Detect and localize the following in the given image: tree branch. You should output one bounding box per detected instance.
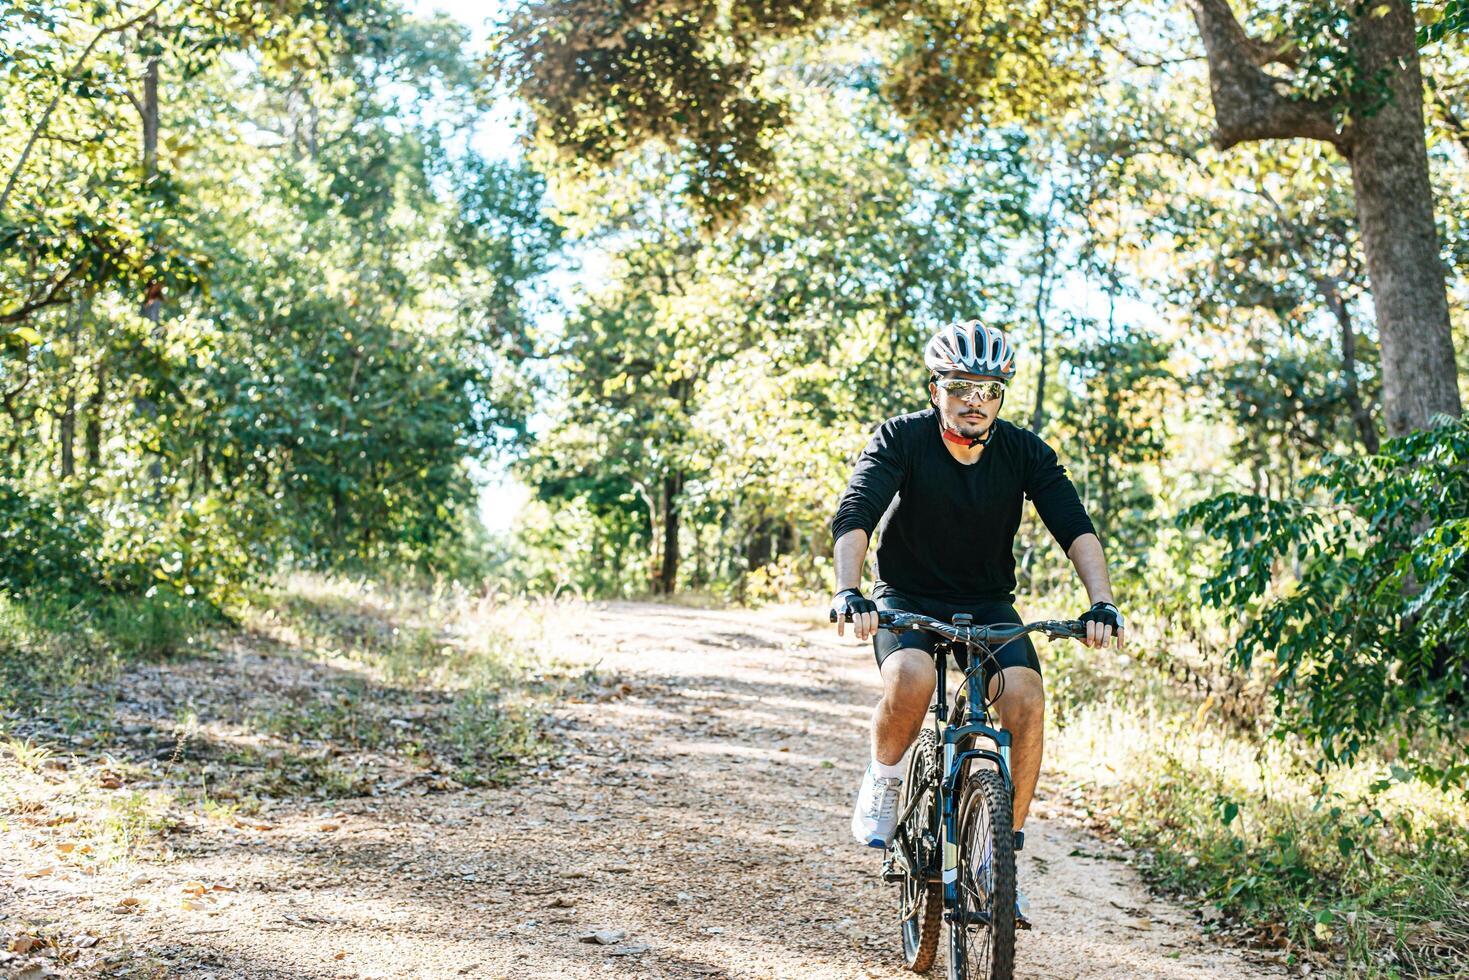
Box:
[1099,30,1205,70]
[0,0,167,216]
[0,263,88,325]
[1185,0,1346,151]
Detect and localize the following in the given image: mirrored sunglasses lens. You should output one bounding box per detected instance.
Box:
[942,380,1002,399]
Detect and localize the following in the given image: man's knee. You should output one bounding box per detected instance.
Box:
[992,667,1044,723]
[880,650,936,708]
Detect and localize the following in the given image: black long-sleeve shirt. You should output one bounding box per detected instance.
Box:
[830,410,1095,604]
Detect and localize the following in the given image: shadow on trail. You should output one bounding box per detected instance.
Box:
[150,653,897,976]
[4,601,908,978]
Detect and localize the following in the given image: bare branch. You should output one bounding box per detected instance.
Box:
[1185,0,1346,152]
[1098,30,1205,70]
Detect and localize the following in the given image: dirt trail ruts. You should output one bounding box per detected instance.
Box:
[5,600,1283,979]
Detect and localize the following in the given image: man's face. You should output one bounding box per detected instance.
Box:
[930,370,1004,438]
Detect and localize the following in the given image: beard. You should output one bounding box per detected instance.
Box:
[941,402,995,438]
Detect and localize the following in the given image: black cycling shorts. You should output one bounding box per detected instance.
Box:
[871,587,1041,680]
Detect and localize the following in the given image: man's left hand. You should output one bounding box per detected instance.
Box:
[1079,601,1125,650]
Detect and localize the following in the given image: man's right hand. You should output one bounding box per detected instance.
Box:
[831,588,879,640]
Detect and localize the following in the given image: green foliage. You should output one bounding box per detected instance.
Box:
[1,2,561,606]
[0,483,102,596]
[515,66,1040,596]
[489,0,1091,220]
[1419,0,1469,45]
[1055,323,1175,555]
[1182,418,1469,783]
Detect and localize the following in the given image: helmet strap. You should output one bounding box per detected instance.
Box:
[937,390,1004,448]
[941,425,989,448]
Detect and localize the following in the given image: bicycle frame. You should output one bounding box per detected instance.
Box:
[856,609,1085,912]
[887,638,1013,898]
[935,642,1011,902]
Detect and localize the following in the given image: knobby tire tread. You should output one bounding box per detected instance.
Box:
[901,727,943,973]
[948,768,1015,980]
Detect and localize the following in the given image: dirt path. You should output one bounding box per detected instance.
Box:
[4,600,1281,979]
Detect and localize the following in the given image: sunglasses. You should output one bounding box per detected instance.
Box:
[935,378,1006,401]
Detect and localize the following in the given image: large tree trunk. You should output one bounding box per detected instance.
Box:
[1030,191,1057,433]
[1187,0,1461,437]
[1344,1,1461,437]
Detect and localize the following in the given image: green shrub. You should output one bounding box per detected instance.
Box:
[1182,418,1469,786]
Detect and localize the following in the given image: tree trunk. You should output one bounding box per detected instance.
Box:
[58,386,76,479]
[746,516,773,570]
[1030,192,1057,433]
[85,359,104,472]
[1344,1,1461,437]
[140,47,162,326]
[1186,0,1461,437]
[657,471,683,594]
[1318,281,1380,454]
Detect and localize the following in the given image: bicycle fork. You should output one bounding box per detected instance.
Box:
[940,724,1013,907]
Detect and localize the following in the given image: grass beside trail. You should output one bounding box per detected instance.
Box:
[0,574,577,868]
[1045,635,1469,979]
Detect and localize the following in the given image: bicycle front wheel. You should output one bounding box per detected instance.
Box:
[947,768,1015,980]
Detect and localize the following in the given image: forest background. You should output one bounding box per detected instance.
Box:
[2,0,1467,975]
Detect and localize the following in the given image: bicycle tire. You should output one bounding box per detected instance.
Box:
[899,727,943,973]
[947,768,1015,980]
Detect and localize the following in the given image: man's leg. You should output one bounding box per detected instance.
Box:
[853,647,937,846]
[987,665,1044,829]
[873,648,937,765]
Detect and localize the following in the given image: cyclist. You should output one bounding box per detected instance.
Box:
[830,319,1124,924]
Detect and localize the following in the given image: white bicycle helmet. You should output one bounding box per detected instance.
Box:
[923,320,1017,381]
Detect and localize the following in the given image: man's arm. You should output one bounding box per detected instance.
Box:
[1066,532,1124,650]
[834,527,869,592]
[829,420,906,641]
[833,528,879,640]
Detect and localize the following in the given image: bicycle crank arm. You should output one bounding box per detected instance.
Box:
[946,908,994,927]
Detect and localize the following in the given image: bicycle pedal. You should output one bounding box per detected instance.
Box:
[1014,830,1025,851]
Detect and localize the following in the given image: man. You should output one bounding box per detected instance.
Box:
[829,319,1124,924]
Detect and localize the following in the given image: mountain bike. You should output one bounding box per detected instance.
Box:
[833,608,1086,980]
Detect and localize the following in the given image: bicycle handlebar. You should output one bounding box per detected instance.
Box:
[828,608,1087,643]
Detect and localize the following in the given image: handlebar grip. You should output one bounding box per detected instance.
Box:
[829,610,897,626]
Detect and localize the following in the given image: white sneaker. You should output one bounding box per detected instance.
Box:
[850,764,903,848]
[1016,887,1032,930]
